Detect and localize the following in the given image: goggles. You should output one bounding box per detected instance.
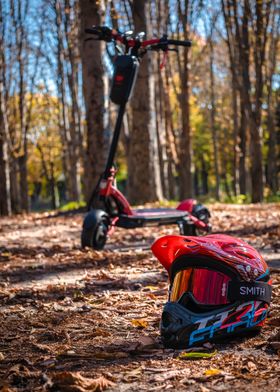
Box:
[170,267,272,306]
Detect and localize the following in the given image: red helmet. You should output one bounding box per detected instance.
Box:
[152,234,272,348]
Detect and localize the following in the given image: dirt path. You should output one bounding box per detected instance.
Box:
[0,204,279,391]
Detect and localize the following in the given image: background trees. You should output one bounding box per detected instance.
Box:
[0,0,279,216]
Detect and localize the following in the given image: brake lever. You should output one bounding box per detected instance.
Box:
[160,50,168,69]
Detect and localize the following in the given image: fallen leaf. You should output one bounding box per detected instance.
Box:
[143,285,158,291]
[0,385,16,392]
[200,386,210,392]
[47,372,115,392]
[153,370,181,382]
[130,319,148,328]
[123,367,142,381]
[94,351,128,360]
[204,368,222,377]
[135,336,156,350]
[0,353,5,361]
[247,361,257,372]
[178,351,217,360]
[57,351,128,360]
[267,317,280,326]
[268,330,280,341]
[270,341,280,350]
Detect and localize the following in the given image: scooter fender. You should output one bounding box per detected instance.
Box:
[83,210,106,230]
[176,199,196,213]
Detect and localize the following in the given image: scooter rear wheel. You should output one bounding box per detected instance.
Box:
[81,210,109,250]
[180,221,197,236]
[181,221,212,236]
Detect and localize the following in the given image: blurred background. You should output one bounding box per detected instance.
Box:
[0,0,279,215]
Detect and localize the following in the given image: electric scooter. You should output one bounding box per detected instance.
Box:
[82,26,211,250]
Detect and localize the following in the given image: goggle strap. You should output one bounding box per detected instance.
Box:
[228,281,272,304]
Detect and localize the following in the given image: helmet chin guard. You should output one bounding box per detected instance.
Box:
[152,234,272,348]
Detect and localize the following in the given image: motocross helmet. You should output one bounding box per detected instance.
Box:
[151,234,272,348]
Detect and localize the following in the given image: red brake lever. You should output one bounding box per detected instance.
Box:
[160,50,169,70]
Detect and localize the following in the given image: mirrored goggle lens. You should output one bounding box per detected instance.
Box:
[170,268,231,305]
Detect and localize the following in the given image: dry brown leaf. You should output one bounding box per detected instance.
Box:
[7,364,30,377]
[47,372,115,392]
[270,341,280,350]
[130,319,148,328]
[153,370,181,382]
[267,317,280,326]
[94,351,128,360]
[57,351,128,360]
[0,385,16,392]
[199,386,210,392]
[123,367,142,381]
[247,361,257,372]
[204,368,222,377]
[134,335,156,351]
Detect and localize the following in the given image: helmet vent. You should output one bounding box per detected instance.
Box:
[235,250,254,259]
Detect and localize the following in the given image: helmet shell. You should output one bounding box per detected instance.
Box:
[151,234,268,282]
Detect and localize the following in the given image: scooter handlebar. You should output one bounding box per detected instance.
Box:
[166,39,192,47]
[85,25,192,49]
[85,26,114,42]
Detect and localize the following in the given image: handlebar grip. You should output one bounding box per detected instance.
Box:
[85,26,113,42]
[167,39,192,47]
[85,27,99,35]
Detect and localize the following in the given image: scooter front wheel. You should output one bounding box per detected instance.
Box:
[81,209,109,250]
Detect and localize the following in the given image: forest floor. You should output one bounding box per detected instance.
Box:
[0,203,279,391]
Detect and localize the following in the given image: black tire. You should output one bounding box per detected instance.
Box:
[81,210,109,250]
[180,221,197,236]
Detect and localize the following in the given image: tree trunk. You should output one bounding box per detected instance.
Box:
[65,0,82,201]
[79,0,105,202]
[0,118,11,216]
[209,40,220,201]
[0,49,11,216]
[249,116,263,203]
[164,65,178,199]
[18,151,29,212]
[127,0,163,203]
[239,99,247,195]
[50,161,57,210]
[201,155,209,195]
[10,159,21,214]
[267,103,278,194]
[231,72,239,196]
[178,0,193,199]
[155,60,167,198]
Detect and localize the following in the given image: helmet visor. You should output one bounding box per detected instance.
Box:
[170,268,231,305]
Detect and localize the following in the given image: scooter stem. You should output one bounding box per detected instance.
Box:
[104,102,127,178]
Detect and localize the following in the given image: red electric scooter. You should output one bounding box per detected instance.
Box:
[82,26,211,250]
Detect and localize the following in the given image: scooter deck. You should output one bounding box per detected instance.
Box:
[116,208,188,229]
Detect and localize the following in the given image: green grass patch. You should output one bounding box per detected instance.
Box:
[59,200,86,212]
